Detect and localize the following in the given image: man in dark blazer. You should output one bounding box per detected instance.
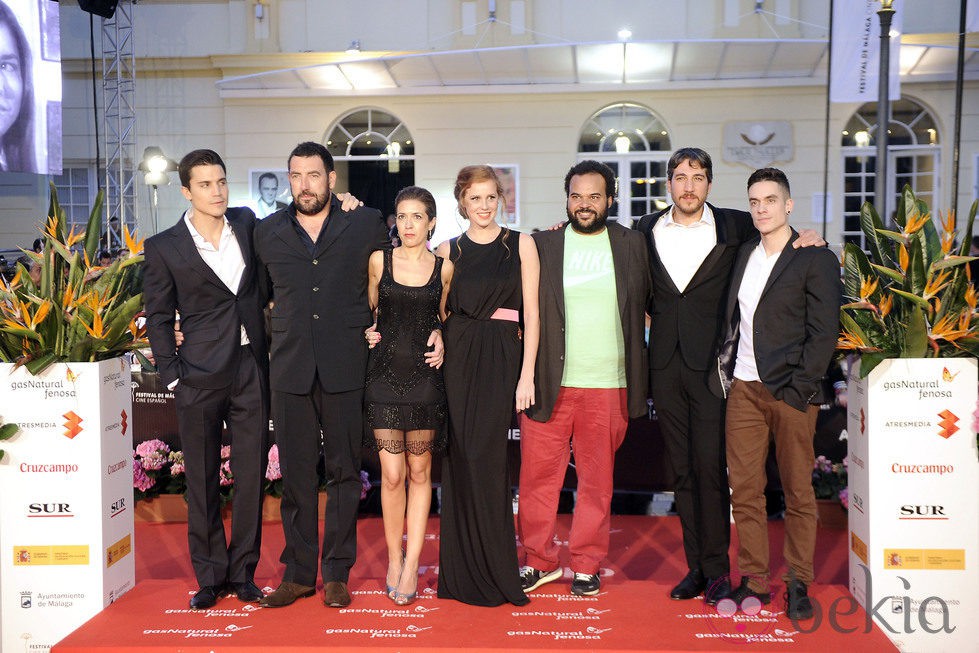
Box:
[254,141,394,609]
[519,160,651,597]
[634,148,821,605]
[709,167,841,620]
[144,149,269,610]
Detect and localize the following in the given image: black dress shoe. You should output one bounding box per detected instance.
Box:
[670,569,706,600]
[189,585,223,610]
[704,576,732,606]
[230,580,264,602]
[729,577,772,610]
[784,580,813,620]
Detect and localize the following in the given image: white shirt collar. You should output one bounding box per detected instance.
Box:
[665,203,715,228]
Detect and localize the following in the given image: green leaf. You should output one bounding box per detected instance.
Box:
[906,235,928,296]
[0,423,17,440]
[931,255,975,272]
[869,263,904,284]
[890,288,932,311]
[132,348,156,371]
[24,352,62,375]
[876,229,908,246]
[903,306,929,357]
[859,201,888,266]
[83,189,106,264]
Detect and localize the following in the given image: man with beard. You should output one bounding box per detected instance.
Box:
[518,160,650,596]
[254,141,410,609]
[634,148,821,606]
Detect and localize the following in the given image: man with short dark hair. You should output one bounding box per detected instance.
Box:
[711,167,841,620]
[518,160,651,596]
[254,142,420,609]
[143,148,269,610]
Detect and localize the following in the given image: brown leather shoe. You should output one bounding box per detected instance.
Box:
[322,581,352,608]
[258,581,315,608]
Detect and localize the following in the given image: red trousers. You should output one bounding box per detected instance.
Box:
[518,387,628,575]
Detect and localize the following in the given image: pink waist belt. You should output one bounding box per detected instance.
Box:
[490,308,520,322]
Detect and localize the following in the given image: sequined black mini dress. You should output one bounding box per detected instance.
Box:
[364,249,447,454]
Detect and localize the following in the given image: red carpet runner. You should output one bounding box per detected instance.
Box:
[54,515,896,652]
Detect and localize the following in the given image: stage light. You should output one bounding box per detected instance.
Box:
[78,0,120,19]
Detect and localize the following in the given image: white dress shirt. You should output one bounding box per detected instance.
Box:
[182,210,249,346]
[653,204,717,292]
[733,241,781,382]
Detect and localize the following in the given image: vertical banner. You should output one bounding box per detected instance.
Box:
[0,359,135,653]
[847,358,978,652]
[830,0,902,103]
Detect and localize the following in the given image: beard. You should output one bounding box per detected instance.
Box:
[566,205,609,234]
[295,189,330,216]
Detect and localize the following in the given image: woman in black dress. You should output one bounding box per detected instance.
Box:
[365,186,454,606]
[435,165,540,606]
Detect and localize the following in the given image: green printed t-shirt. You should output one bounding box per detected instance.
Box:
[561,227,626,388]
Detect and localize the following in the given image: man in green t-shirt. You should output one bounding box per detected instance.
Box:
[518,160,651,596]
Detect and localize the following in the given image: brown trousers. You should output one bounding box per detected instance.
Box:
[726,379,818,591]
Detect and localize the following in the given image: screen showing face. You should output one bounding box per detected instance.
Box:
[0,0,61,175]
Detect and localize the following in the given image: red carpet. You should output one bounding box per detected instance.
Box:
[54,515,896,652]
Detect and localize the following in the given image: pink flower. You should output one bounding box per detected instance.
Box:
[220,445,232,460]
[266,444,281,481]
[360,470,371,500]
[135,439,170,458]
[839,487,849,510]
[219,459,234,486]
[168,450,185,476]
[140,451,167,471]
[133,458,155,492]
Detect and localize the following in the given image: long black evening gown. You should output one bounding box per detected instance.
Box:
[364,249,447,452]
[437,228,529,606]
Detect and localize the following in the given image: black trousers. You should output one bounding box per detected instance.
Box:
[651,349,730,578]
[273,379,363,586]
[175,346,269,587]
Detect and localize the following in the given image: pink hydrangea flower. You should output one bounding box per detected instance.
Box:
[360,470,371,500]
[135,439,169,458]
[266,444,281,481]
[219,459,234,486]
[168,450,185,476]
[220,445,232,460]
[839,487,849,510]
[133,458,155,492]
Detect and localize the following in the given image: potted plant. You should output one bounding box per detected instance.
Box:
[838,187,979,649]
[0,185,146,651]
[838,186,979,372]
[812,455,848,529]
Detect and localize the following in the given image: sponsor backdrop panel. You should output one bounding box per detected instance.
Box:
[847,358,978,653]
[0,359,135,653]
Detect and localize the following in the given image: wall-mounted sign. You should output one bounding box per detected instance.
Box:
[722,121,793,169]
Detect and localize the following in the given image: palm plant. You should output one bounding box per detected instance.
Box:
[0,183,149,374]
[839,185,979,376]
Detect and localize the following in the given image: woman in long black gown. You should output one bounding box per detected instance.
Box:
[365,186,453,606]
[435,165,540,606]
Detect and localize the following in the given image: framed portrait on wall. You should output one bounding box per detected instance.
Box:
[489,164,519,226]
[249,169,292,219]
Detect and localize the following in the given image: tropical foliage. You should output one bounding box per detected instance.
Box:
[838,186,979,376]
[0,184,149,375]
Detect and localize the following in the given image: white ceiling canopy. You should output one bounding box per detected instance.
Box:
[215,38,979,97]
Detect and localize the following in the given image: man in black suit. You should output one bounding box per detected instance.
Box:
[635,148,821,605]
[256,172,288,219]
[254,141,401,609]
[710,167,841,620]
[143,149,269,610]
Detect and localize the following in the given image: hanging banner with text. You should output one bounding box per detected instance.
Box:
[830,0,903,103]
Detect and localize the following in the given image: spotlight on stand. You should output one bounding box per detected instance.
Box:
[138,146,177,235]
[78,0,120,19]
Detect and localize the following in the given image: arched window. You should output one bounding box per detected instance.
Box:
[840,97,939,249]
[324,108,415,212]
[577,103,672,224]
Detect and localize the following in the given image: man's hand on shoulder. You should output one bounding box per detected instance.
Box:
[793,229,826,249]
[336,192,365,212]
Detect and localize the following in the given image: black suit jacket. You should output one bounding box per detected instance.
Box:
[525,221,651,422]
[143,207,269,389]
[254,197,389,394]
[636,203,756,372]
[710,230,842,412]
